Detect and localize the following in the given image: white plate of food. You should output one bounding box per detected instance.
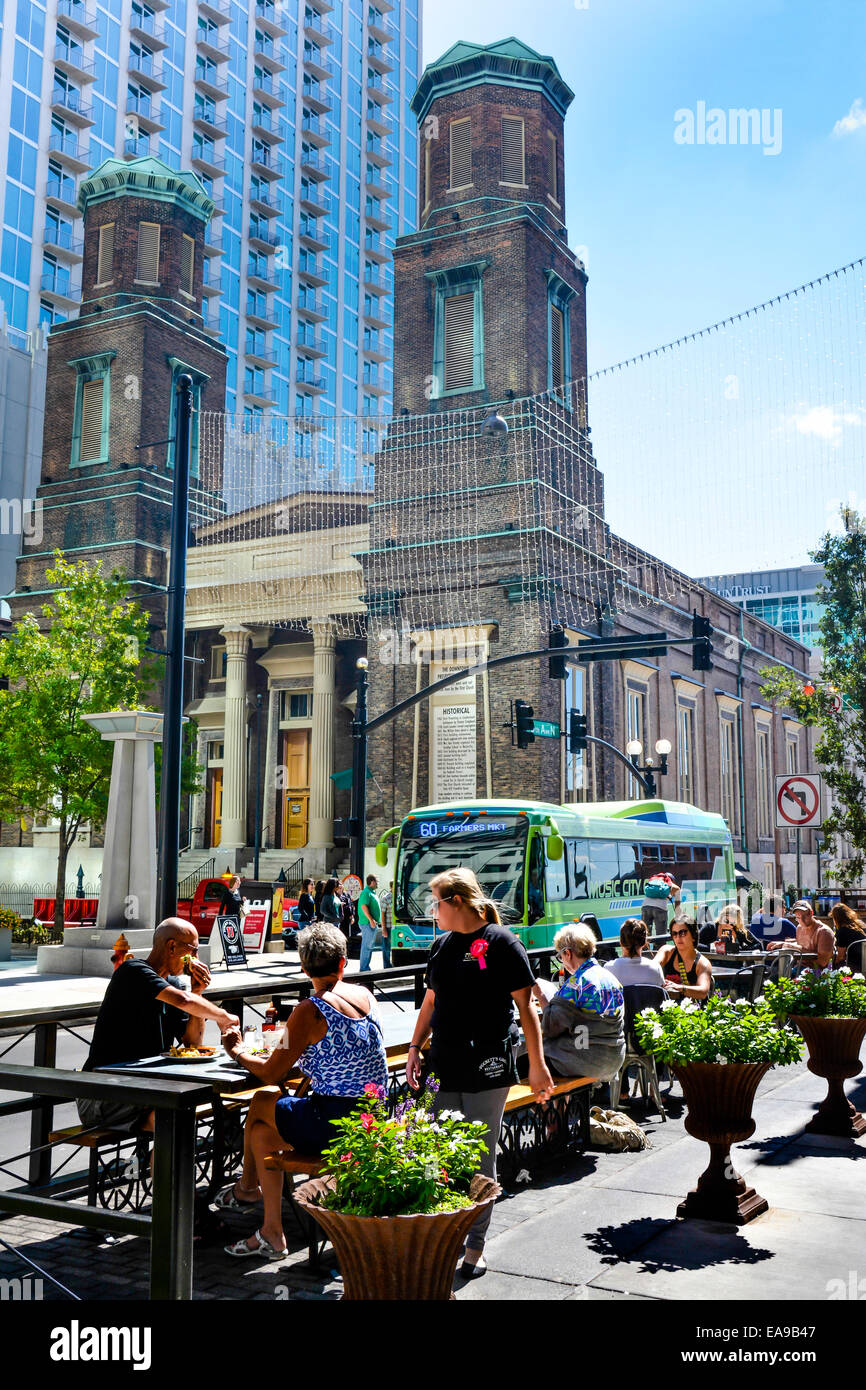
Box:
[162,1046,219,1063]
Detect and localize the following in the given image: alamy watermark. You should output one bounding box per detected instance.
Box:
[0,498,43,546]
[376,624,489,669]
[0,1274,43,1300]
[675,102,782,156]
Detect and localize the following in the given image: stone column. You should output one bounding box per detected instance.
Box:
[308,620,337,848]
[81,711,163,932]
[187,724,209,850]
[260,685,279,850]
[220,625,250,850]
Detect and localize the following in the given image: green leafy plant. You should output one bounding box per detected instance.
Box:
[633,995,804,1066]
[318,1079,488,1218]
[760,508,866,888]
[764,967,866,1020]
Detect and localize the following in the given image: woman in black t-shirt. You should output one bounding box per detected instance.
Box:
[297,879,316,925]
[407,867,553,1278]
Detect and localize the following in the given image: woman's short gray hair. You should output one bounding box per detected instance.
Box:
[297,922,347,977]
[552,923,597,959]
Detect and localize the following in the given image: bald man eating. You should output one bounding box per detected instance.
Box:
[78,919,239,1134]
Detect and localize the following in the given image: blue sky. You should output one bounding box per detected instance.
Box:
[422,0,866,370]
[420,1,866,574]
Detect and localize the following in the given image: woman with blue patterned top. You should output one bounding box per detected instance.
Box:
[532,922,626,1081]
[218,922,387,1260]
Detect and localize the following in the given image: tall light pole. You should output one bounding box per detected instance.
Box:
[349,657,369,882]
[156,374,193,924]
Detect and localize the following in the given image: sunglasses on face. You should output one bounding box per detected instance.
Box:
[671,929,690,939]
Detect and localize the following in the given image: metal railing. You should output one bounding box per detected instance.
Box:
[177,858,216,902]
[0,1065,209,1300]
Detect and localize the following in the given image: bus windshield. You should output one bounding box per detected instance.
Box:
[395,814,529,926]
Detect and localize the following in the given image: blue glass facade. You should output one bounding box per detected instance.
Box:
[0,0,420,418]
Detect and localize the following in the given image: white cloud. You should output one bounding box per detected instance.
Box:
[832,98,866,137]
[787,405,863,444]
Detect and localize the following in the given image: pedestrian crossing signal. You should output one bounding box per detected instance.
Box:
[568,710,588,755]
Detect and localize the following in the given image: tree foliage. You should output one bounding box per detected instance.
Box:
[0,553,201,926]
[760,508,866,886]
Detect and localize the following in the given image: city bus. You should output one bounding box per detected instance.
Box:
[375,798,736,962]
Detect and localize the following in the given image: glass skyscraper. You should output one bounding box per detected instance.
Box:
[0,0,420,419]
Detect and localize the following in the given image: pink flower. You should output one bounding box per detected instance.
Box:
[363,1082,385,1099]
[340,1153,353,1163]
[360,1113,376,1131]
[440,1168,449,1183]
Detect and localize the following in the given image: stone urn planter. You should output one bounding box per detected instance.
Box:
[671,1061,771,1224]
[294,1173,500,1300]
[791,1015,866,1139]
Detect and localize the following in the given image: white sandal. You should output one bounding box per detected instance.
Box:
[214,1183,260,1212]
[225,1229,287,1261]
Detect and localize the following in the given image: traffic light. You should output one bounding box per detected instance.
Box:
[568,710,588,755]
[691,610,713,671]
[548,624,568,681]
[515,699,535,749]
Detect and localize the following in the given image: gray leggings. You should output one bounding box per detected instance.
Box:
[435,1086,508,1252]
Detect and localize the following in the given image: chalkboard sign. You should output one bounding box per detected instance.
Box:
[217,915,247,968]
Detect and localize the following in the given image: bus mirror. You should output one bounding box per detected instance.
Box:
[375,841,389,868]
[547,834,564,862]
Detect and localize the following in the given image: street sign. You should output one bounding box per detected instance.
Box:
[775,774,824,829]
[531,719,560,738]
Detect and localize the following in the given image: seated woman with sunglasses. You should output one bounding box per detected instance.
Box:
[532,923,626,1082]
[653,922,713,1003]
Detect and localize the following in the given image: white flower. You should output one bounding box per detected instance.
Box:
[660,1000,678,1012]
[853,973,865,983]
[718,1054,729,1064]
[437,1109,465,1122]
[423,1160,439,1181]
[680,999,698,1014]
[652,1023,664,1040]
[639,1006,658,1017]
[734,998,751,1009]
[753,996,765,1006]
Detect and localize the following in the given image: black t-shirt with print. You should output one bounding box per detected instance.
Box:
[83,958,189,1070]
[424,923,535,1091]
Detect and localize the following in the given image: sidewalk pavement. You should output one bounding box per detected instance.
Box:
[0,1049,863,1302]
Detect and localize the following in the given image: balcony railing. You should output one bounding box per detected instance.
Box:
[39,270,79,300]
[53,43,96,77]
[44,223,84,255]
[56,0,99,35]
[46,176,79,207]
[130,11,167,44]
[51,87,93,121]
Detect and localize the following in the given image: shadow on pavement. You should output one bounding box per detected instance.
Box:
[584,1217,775,1275]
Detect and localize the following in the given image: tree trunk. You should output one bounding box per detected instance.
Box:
[54,817,70,936]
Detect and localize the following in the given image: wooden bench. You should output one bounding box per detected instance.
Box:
[498,1075,596,1188]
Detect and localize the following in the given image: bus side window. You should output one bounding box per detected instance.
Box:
[566,838,590,899]
[618,842,640,879]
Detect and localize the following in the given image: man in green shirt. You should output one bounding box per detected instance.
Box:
[359,873,390,971]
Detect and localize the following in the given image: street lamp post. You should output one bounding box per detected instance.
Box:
[626,739,672,798]
[349,657,369,882]
[156,374,193,924]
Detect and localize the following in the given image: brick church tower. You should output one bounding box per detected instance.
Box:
[12,157,227,633]
[364,40,616,837]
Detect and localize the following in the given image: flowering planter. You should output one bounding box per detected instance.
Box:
[672,1061,771,1224]
[791,1015,866,1139]
[294,1173,500,1300]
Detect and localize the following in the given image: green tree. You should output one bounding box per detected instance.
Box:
[760,508,866,887]
[0,554,153,932]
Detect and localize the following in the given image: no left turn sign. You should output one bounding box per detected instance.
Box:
[775,774,824,829]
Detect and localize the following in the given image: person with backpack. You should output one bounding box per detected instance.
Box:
[640,872,683,936]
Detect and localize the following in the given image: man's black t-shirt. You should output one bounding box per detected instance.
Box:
[83,959,189,1070]
[424,923,535,1091]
